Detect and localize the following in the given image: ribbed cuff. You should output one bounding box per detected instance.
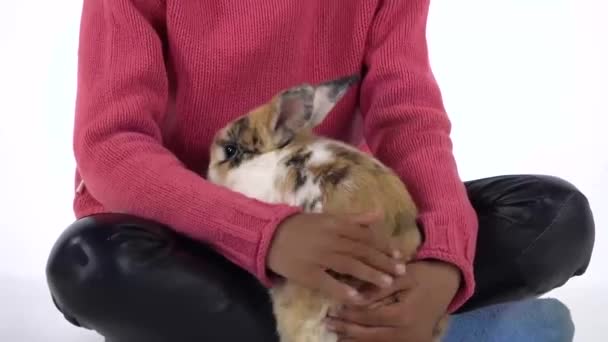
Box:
[254,205,302,287]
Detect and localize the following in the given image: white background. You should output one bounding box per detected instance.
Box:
[0,0,606,341]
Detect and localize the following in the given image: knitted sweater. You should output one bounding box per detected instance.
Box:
[72,0,478,312]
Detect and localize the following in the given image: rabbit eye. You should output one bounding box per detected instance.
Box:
[223,144,239,159]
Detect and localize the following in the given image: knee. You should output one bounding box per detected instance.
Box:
[46,216,114,327]
[518,175,595,292]
[46,217,99,280]
[46,214,170,327]
[534,175,595,268]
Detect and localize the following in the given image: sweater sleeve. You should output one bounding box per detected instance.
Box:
[359,0,478,312]
[73,0,300,286]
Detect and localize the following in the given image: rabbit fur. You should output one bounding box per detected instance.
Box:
[207,75,448,342]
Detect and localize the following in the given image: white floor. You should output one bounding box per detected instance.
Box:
[1,0,606,341]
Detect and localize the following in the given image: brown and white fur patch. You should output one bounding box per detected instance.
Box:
[207,75,449,342]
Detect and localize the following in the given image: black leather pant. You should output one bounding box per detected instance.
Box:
[46,175,595,342]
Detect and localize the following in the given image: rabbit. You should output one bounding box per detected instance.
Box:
[207,75,449,342]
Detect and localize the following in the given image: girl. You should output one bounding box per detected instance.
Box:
[46,1,594,341]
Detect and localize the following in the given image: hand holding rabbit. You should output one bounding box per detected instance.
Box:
[268,211,407,305]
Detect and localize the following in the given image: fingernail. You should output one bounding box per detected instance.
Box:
[381,275,393,287]
[392,249,402,259]
[348,289,365,303]
[395,263,406,275]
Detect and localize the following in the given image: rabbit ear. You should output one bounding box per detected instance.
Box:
[311,74,360,125]
[272,74,360,146]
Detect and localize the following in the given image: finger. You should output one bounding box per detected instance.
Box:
[365,294,396,310]
[334,237,405,277]
[335,221,405,266]
[366,220,404,261]
[325,317,395,341]
[339,219,402,261]
[313,269,365,305]
[359,275,418,304]
[323,253,394,290]
[348,208,383,225]
[332,303,404,327]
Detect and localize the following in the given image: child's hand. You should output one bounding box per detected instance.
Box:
[267,211,406,304]
[324,260,460,342]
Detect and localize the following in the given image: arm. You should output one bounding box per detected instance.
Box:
[73,0,299,285]
[359,0,478,312]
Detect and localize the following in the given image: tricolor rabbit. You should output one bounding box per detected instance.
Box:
[207,75,448,342]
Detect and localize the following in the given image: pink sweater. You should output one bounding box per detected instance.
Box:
[73,0,478,312]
